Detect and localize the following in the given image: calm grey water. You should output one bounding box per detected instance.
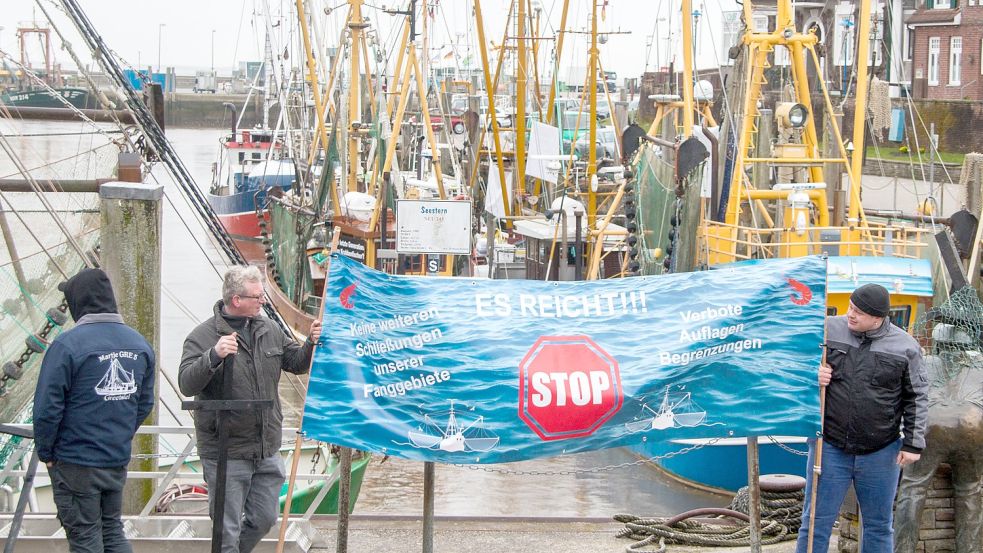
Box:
[2,119,729,517]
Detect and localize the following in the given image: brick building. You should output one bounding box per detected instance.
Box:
[909,1,983,100]
[719,1,918,97]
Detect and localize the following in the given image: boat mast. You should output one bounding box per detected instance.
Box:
[348,0,365,195]
[294,0,338,215]
[516,0,528,219]
[847,0,875,253]
[680,0,695,135]
[587,0,599,231]
[263,32,274,131]
[473,0,512,221]
[542,0,570,127]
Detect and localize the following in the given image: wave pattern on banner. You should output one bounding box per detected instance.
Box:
[303,255,826,464]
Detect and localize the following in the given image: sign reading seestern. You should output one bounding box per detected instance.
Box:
[396,199,472,255]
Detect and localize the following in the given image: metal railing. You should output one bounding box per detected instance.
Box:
[700,221,934,265]
[0,424,338,520]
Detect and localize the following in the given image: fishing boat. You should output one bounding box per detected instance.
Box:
[207,31,300,258]
[0,86,98,110]
[625,386,708,433]
[262,0,468,332]
[623,0,941,492]
[94,358,138,397]
[407,403,500,453]
[0,22,100,113]
[208,125,295,245]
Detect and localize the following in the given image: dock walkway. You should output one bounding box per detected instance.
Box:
[305,516,828,552]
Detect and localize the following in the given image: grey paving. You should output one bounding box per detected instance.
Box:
[306,517,833,552]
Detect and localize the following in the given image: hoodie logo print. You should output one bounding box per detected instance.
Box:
[95,352,139,400]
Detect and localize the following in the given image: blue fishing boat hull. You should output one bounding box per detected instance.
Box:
[208,160,296,240]
[629,437,810,493]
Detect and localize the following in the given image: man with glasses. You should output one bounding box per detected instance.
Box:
[179,265,321,553]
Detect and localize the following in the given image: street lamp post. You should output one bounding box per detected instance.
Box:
[211,29,216,73]
[157,23,166,73]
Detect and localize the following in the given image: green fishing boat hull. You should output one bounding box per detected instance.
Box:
[278,454,371,514]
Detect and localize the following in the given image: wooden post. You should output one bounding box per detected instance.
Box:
[422,462,436,553]
[746,437,762,553]
[99,181,163,515]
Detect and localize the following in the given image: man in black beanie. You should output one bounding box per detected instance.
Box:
[796,283,927,553]
[33,268,156,553]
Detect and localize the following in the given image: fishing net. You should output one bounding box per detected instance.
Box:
[914,286,983,405]
[267,120,339,311]
[0,126,116,471]
[633,146,675,276]
[633,145,705,275]
[0,196,100,471]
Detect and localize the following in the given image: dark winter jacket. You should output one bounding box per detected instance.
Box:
[178,301,312,460]
[33,269,156,467]
[823,315,928,455]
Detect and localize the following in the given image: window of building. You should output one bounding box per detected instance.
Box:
[904,27,914,62]
[867,5,885,66]
[889,306,912,331]
[950,36,962,85]
[929,37,941,85]
[752,15,770,33]
[833,5,856,67]
[934,0,952,8]
[775,45,791,67]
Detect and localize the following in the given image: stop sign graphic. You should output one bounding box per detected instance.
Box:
[518,335,623,441]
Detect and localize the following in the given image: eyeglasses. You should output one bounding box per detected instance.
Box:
[236,294,265,301]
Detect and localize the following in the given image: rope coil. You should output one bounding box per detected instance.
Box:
[615,485,804,552]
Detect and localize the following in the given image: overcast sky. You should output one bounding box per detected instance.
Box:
[3,0,741,82]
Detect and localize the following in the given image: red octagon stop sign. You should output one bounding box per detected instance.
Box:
[518,335,623,441]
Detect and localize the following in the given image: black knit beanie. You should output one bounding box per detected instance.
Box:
[850,283,890,318]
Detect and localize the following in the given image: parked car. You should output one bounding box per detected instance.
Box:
[573,126,619,161]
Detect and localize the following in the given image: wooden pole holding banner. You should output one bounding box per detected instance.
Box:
[336,447,353,553]
[276,228,343,553]
[806,386,827,553]
[423,461,436,553]
[747,438,762,553]
[806,260,830,553]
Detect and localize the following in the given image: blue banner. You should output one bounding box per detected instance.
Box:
[303,255,826,463]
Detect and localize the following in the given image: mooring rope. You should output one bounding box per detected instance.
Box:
[614,485,804,552]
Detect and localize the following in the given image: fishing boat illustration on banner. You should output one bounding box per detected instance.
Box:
[625,386,708,433]
[406,403,500,453]
[94,357,138,397]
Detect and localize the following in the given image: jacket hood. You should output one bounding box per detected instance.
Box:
[59,268,118,321]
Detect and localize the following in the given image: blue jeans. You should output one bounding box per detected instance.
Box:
[202,455,286,553]
[795,438,902,553]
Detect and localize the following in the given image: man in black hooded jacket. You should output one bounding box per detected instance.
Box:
[33,267,156,553]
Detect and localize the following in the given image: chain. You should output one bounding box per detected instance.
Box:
[0,300,70,396]
[765,435,809,456]
[455,438,723,476]
[0,436,321,460]
[1,437,724,470]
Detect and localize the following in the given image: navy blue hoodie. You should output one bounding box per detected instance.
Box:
[33,268,156,467]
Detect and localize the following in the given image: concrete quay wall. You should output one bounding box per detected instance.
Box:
[162,92,281,129]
